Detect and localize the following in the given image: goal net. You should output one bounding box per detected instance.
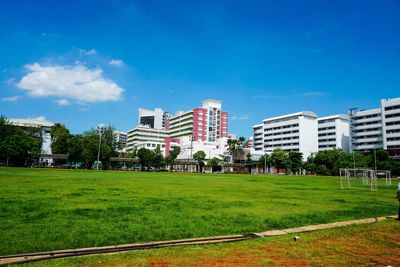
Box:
[339,168,391,191]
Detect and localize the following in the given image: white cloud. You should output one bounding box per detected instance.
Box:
[55,99,69,106]
[17,63,124,102]
[251,95,286,99]
[109,59,124,67]
[298,91,331,97]
[78,49,97,56]
[5,77,16,85]
[1,96,19,102]
[230,114,249,121]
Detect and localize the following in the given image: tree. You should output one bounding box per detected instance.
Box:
[238,136,246,148]
[152,145,164,170]
[193,150,206,173]
[167,146,181,171]
[270,148,289,173]
[81,133,99,169]
[67,134,84,164]
[259,154,270,174]
[226,138,240,162]
[137,147,154,171]
[50,123,70,154]
[0,117,41,166]
[288,151,303,174]
[208,157,221,172]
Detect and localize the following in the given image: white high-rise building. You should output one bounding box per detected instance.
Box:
[126,125,169,153]
[350,97,400,155]
[114,131,128,152]
[168,99,228,141]
[252,111,318,159]
[318,115,350,152]
[138,108,169,129]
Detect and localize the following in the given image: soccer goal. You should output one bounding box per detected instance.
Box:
[339,168,391,191]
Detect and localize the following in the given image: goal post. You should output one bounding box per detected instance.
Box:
[339,168,391,191]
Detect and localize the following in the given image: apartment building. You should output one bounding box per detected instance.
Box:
[126,125,169,153]
[127,99,229,156]
[381,98,400,153]
[138,108,169,129]
[318,115,350,152]
[252,111,318,159]
[349,97,400,156]
[114,131,128,152]
[169,99,228,142]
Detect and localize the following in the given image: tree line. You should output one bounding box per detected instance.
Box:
[256,148,400,176]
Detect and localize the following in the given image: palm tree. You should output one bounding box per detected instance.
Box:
[226,138,239,162]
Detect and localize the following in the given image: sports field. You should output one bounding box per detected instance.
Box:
[0,167,397,255]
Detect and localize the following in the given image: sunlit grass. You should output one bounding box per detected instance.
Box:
[0,167,397,255]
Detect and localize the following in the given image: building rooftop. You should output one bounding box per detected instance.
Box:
[262,111,318,123]
[8,118,54,128]
[318,114,349,121]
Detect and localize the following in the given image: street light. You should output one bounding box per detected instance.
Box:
[264,153,267,175]
[96,123,106,170]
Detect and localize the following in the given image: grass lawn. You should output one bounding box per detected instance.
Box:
[21,219,400,267]
[0,167,398,256]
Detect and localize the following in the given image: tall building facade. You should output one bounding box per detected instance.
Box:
[350,97,400,156]
[168,99,228,141]
[318,115,350,152]
[114,131,128,152]
[127,99,229,156]
[252,111,318,159]
[126,126,169,153]
[138,108,169,129]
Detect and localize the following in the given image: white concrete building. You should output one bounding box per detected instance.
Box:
[126,125,169,153]
[318,115,350,152]
[350,97,400,155]
[176,136,229,160]
[114,131,128,152]
[381,97,400,152]
[169,109,194,139]
[168,99,229,141]
[138,108,169,129]
[252,111,319,159]
[8,118,54,164]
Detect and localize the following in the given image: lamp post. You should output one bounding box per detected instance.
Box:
[96,123,106,170]
[264,153,267,175]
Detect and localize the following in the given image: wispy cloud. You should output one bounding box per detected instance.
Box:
[251,95,286,99]
[109,59,124,67]
[1,96,20,102]
[17,63,124,103]
[4,77,16,85]
[78,48,97,56]
[297,91,331,97]
[55,99,69,106]
[230,114,249,121]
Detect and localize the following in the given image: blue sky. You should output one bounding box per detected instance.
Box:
[1,0,400,137]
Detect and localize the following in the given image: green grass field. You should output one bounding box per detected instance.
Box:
[0,167,397,256]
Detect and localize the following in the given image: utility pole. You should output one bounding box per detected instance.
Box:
[264,153,267,175]
[97,123,105,170]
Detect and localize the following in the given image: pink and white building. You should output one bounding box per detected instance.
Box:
[128,99,230,158]
[169,99,228,142]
